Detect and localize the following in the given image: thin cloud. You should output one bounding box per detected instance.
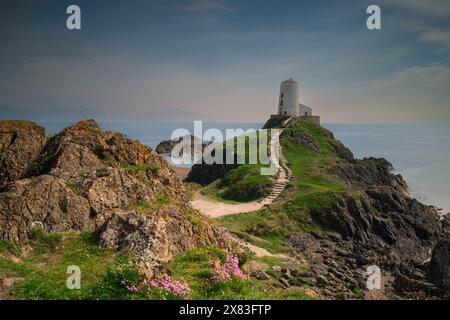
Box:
[175,0,232,13]
[373,65,450,88]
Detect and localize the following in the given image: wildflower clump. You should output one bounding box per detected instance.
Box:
[149,275,191,300]
[211,254,246,282]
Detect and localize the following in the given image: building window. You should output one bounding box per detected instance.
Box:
[284,111,287,115]
[281,93,284,98]
[280,100,283,106]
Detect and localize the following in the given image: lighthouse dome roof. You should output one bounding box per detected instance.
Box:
[282,78,298,84]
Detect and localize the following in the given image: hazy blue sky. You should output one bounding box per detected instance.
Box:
[1,0,450,122]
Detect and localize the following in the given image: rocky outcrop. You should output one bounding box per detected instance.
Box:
[155,135,208,155]
[0,121,46,188]
[0,120,230,269]
[429,216,450,292]
[331,157,409,194]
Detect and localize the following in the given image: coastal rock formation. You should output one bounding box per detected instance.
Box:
[0,121,46,188]
[0,120,229,269]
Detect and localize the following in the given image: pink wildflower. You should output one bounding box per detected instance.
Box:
[211,254,247,282]
[149,275,191,299]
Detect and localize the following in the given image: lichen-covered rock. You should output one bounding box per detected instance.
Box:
[0,175,92,244]
[99,207,230,273]
[0,121,46,188]
[87,168,155,213]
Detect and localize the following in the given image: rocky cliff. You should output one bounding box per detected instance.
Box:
[0,120,229,273]
[194,117,449,299]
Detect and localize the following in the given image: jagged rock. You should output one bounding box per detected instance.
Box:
[254,271,270,281]
[0,121,46,188]
[429,215,450,292]
[278,277,290,288]
[331,157,409,194]
[289,233,319,252]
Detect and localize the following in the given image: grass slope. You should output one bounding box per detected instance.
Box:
[198,130,274,203]
[218,119,347,254]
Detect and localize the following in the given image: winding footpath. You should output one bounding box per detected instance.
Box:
[190,129,291,218]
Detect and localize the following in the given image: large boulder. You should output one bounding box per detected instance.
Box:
[0,121,46,188]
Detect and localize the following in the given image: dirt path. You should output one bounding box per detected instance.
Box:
[190,191,265,218]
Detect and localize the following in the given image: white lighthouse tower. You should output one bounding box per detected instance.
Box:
[276,78,314,119]
[278,78,300,117]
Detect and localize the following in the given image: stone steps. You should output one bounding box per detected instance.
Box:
[259,128,290,205]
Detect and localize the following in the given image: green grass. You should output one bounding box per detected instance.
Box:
[218,210,294,254]
[0,231,124,299]
[119,162,160,175]
[66,180,87,197]
[0,230,170,300]
[100,154,160,175]
[0,240,22,256]
[123,193,171,213]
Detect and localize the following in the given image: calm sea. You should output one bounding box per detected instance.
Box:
[41,121,450,213]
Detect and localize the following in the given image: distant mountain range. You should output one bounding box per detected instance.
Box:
[0,106,205,123]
